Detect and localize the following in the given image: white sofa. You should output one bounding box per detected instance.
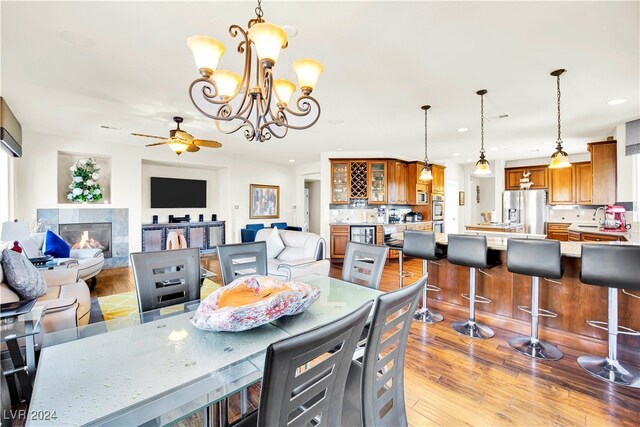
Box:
[19,232,104,284]
[255,228,330,280]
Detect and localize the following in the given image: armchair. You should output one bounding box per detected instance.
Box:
[270,222,303,231]
[240,224,265,243]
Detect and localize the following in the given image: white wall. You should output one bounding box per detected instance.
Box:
[305,180,321,234]
[12,130,298,251]
[140,162,221,223]
[477,177,496,221]
[443,161,464,233]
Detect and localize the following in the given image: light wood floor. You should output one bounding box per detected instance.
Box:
[92,255,640,426]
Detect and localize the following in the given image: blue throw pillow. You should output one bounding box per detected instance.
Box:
[43,230,70,258]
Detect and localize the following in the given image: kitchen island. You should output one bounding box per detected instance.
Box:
[420,233,639,363]
[465,223,524,233]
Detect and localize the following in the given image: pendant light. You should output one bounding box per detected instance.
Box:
[419,105,433,181]
[474,89,491,175]
[549,69,571,168]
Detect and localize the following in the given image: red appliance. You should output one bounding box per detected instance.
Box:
[600,205,631,232]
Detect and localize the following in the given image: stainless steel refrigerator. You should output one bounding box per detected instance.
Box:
[503,190,548,234]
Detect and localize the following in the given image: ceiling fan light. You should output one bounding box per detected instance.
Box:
[549,149,571,169]
[474,158,492,175]
[292,58,323,95]
[169,142,188,155]
[273,79,296,106]
[419,165,433,181]
[212,70,242,99]
[187,35,226,77]
[248,22,288,64]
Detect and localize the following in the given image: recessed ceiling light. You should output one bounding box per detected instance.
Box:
[328,119,344,125]
[452,153,460,157]
[607,98,627,105]
[457,127,468,133]
[289,159,295,163]
[58,30,95,48]
[282,25,299,38]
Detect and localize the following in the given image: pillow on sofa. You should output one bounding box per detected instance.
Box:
[44,230,70,258]
[263,227,285,259]
[1,249,47,299]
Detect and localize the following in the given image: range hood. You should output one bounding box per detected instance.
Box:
[0,97,22,157]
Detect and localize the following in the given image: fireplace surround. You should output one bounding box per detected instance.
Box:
[59,222,112,258]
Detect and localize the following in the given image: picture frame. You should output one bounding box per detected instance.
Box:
[459,191,465,206]
[250,184,280,219]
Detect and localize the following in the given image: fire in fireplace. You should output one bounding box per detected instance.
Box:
[59,222,112,258]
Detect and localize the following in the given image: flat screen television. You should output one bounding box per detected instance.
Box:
[151,177,206,208]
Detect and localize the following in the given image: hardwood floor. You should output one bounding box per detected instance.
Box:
[91,255,639,426]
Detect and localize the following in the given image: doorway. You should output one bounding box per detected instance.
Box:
[304,179,321,234]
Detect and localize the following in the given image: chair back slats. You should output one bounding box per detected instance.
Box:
[217,242,268,285]
[342,242,388,289]
[257,300,373,427]
[129,248,201,313]
[360,277,424,427]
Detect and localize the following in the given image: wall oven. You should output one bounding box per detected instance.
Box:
[432,194,444,221]
[433,220,444,234]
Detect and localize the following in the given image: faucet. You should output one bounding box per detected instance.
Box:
[593,206,605,223]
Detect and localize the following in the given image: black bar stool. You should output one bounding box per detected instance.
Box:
[448,234,501,339]
[403,230,447,323]
[506,239,563,360]
[578,244,640,388]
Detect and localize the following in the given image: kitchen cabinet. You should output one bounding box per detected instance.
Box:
[546,222,570,241]
[349,161,369,199]
[504,166,548,190]
[548,166,574,205]
[407,162,430,205]
[387,160,408,204]
[330,161,349,204]
[580,232,624,242]
[568,230,581,242]
[431,164,445,194]
[330,225,349,260]
[574,162,592,205]
[588,140,617,205]
[368,161,387,204]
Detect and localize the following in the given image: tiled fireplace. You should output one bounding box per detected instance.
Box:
[37,208,129,268]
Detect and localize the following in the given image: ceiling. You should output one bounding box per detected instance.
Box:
[2,1,639,165]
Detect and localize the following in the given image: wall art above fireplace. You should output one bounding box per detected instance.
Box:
[57,151,112,204]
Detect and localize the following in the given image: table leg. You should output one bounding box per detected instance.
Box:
[5,338,32,402]
[399,251,404,288]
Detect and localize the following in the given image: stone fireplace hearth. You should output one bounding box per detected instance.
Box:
[37,208,128,268]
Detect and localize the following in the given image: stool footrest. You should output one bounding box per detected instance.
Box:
[402,271,414,278]
[516,305,558,318]
[426,285,441,292]
[586,320,640,336]
[462,293,491,304]
[623,289,640,300]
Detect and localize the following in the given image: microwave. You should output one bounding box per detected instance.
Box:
[417,191,428,204]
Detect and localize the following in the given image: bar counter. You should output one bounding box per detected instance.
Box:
[418,233,639,363]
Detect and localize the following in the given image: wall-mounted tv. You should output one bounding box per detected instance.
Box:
[151,177,206,208]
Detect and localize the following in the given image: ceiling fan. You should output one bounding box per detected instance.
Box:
[132,116,222,155]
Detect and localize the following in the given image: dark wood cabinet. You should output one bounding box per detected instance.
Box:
[505,166,548,190]
[348,161,369,199]
[368,161,387,204]
[330,161,349,204]
[387,160,408,204]
[574,162,592,205]
[330,225,349,260]
[406,162,430,205]
[581,232,624,242]
[588,140,617,205]
[546,222,570,241]
[431,164,445,194]
[548,167,575,205]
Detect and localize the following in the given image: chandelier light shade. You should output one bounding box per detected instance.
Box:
[186,35,226,77]
[419,105,433,181]
[549,69,571,169]
[187,0,323,142]
[169,141,188,156]
[474,89,492,176]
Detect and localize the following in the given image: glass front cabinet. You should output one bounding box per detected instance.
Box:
[368,161,387,204]
[331,161,349,204]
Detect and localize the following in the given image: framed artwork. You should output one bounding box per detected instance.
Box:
[459,191,465,206]
[250,184,280,219]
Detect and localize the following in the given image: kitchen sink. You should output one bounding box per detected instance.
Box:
[577,224,599,229]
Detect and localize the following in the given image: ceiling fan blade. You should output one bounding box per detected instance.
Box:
[132,133,165,139]
[174,130,194,142]
[185,144,200,152]
[193,139,223,148]
[145,139,172,147]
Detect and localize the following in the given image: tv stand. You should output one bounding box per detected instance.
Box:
[141,221,225,253]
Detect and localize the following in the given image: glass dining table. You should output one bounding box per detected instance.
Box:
[27,275,382,426]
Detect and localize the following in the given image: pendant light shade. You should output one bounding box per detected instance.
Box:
[248,22,288,64]
[474,90,492,175]
[169,142,188,156]
[420,105,433,181]
[548,69,571,169]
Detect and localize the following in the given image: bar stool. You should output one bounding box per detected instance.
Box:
[578,244,640,388]
[506,239,563,360]
[448,234,501,339]
[403,230,447,323]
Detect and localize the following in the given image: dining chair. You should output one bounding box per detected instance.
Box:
[233,300,374,427]
[342,242,389,289]
[341,275,425,427]
[129,247,201,314]
[217,242,268,286]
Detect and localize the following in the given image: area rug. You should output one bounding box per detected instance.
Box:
[96,278,221,321]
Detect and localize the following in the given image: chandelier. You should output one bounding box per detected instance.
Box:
[549,69,571,169]
[419,105,433,181]
[474,89,492,175]
[187,0,324,142]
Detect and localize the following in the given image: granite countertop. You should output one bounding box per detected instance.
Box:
[465,223,523,230]
[567,222,636,240]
